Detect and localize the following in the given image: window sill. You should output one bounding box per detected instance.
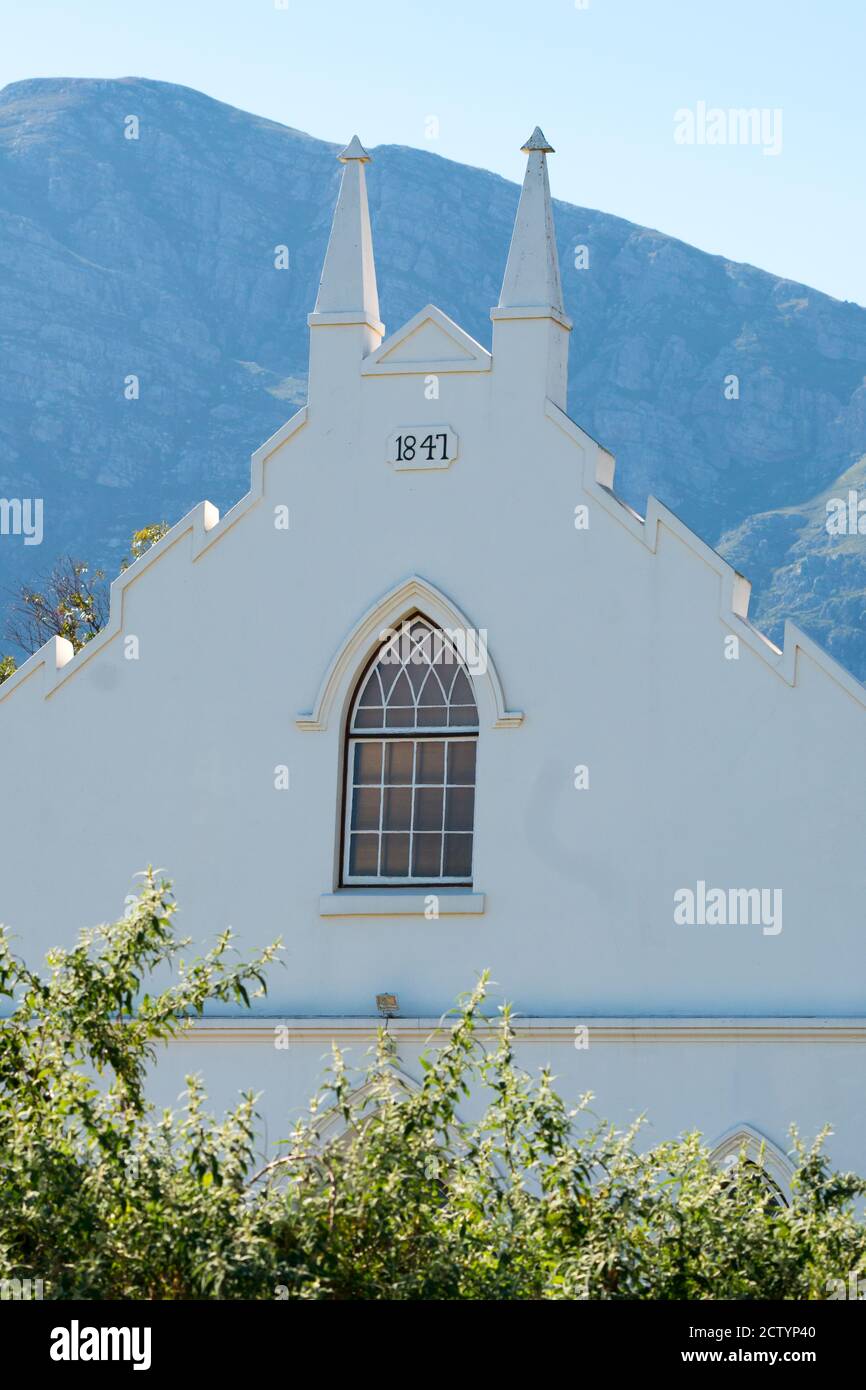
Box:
[319,889,485,918]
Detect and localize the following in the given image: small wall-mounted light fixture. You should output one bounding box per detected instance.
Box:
[376,993,399,1018]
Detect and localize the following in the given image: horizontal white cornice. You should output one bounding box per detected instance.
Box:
[174,1017,866,1045]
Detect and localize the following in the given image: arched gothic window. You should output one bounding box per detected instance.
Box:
[710,1128,792,1208]
[719,1155,787,1209]
[343,617,478,884]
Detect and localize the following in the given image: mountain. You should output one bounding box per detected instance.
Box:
[1,77,865,672]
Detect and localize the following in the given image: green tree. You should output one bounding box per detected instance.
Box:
[120,521,170,571]
[0,521,169,684]
[0,872,281,1298]
[1,881,864,1299]
[5,554,108,657]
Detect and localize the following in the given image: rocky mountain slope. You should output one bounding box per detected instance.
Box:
[1,77,865,673]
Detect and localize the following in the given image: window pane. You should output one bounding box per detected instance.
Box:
[351,786,381,831]
[443,834,472,878]
[414,785,444,832]
[383,785,411,831]
[429,633,455,668]
[354,706,384,729]
[381,833,410,877]
[405,651,430,695]
[412,833,441,878]
[416,703,447,728]
[449,705,478,728]
[376,648,400,674]
[385,704,414,728]
[416,740,445,783]
[358,668,384,706]
[384,741,414,784]
[378,659,402,696]
[448,741,476,784]
[445,785,474,832]
[386,668,413,707]
[417,665,448,707]
[449,667,474,707]
[354,742,382,784]
[349,833,379,876]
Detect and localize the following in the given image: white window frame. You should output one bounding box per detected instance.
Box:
[342,731,477,887]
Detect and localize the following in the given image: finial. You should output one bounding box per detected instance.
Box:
[521,127,554,154]
[309,129,382,335]
[492,124,570,328]
[338,135,371,163]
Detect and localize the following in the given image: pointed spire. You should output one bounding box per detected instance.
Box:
[496,128,569,323]
[310,136,381,329]
[521,126,554,154]
[338,134,371,163]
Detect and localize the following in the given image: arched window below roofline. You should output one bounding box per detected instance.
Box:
[295,575,523,734]
[709,1123,794,1205]
[341,613,479,886]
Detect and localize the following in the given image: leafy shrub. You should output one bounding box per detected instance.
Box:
[1,875,863,1299]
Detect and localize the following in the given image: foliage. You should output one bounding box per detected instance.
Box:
[5,554,108,657]
[1,880,864,1300]
[0,521,169,682]
[120,522,170,572]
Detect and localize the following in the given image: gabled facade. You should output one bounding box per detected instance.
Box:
[2,130,865,1173]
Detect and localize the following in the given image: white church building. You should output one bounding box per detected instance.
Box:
[2,130,865,1188]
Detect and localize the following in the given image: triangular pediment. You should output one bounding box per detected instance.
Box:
[362,304,491,375]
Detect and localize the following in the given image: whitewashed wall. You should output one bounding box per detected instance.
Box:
[2,137,864,1169]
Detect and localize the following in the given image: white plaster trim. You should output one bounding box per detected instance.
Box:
[709,1123,795,1197]
[545,397,866,713]
[295,574,524,731]
[249,405,309,472]
[173,1016,866,1045]
[362,304,492,376]
[0,409,309,706]
[320,890,485,917]
[308,310,385,334]
[490,304,572,331]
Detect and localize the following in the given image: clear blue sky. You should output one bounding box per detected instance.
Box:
[2,0,863,305]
